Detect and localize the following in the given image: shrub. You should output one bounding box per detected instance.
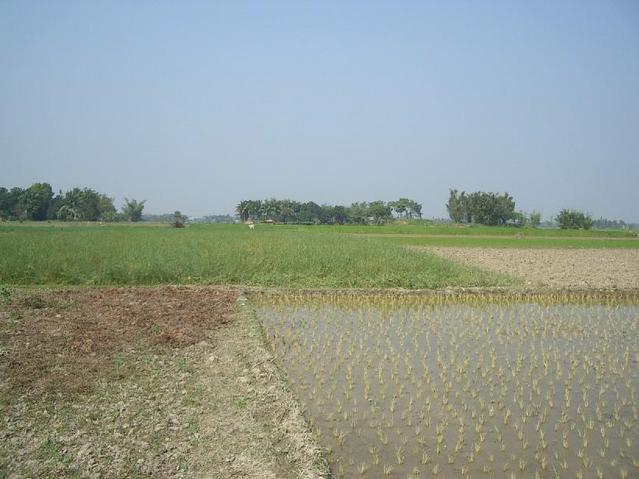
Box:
[171,211,187,228]
[529,211,541,227]
[556,209,593,230]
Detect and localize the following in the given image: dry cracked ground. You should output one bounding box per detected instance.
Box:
[415,247,639,290]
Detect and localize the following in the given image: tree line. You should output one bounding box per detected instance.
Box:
[446,189,541,226]
[236,198,422,225]
[445,189,601,230]
[592,217,634,230]
[0,183,145,222]
[2,183,624,231]
[555,209,593,230]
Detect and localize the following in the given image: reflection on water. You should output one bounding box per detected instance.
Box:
[257,294,639,478]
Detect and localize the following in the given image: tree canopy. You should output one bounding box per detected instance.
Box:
[556,209,593,230]
[446,190,516,226]
[121,198,146,222]
[0,183,141,222]
[235,198,421,225]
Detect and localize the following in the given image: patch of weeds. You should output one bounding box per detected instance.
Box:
[122,464,152,479]
[187,417,200,434]
[149,323,161,334]
[22,293,47,309]
[176,356,193,374]
[142,353,155,365]
[142,353,161,377]
[38,436,74,467]
[112,354,130,379]
[4,309,23,324]
[0,390,13,409]
[86,409,101,424]
[236,395,249,408]
[42,398,57,417]
[184,383,206,406]
[0,284,13,303]
[54,299,74,310]
[57,404,73,423]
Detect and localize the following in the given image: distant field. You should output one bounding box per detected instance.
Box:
[370,234,639,249]
[294,223,639,238]
[272,223,639,248]
[0,223,512,289]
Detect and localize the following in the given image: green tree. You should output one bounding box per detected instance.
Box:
[98,196,118,222]
[297,201,322,224]
[510,211,527,227]
[368,201,392,225]
[279,199,297,223]
[529,211,541,227]
[390,198,422,219]
[321,205,348,224]
[0,187,25,220]
[407,199,422,219]
[592,217,626,229]
[121,198,146,222]
[56,188,115,221]
[236,200,262,222]
[23,182,54,220]
[347,202,369,224]
[447,190,515,225]
[261,198,280,221]
[236,200,250,221]
[446,190,464,223]
[389,199,407,218]
[556,209,592,230]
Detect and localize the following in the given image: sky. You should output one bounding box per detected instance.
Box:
[1,1,638,221]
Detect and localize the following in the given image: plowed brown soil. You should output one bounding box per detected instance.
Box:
[1,286,237,396]
[415,247,639,289]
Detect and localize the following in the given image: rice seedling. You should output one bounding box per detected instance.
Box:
[257,292,639,477]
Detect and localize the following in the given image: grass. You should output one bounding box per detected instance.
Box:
[291,223,639,238]
[0,223,513,288]
[373,234,639,249]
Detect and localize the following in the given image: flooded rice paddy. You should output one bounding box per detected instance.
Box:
[257,294,639,478]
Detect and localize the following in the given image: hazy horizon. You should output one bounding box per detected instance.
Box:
[2,1,638,222]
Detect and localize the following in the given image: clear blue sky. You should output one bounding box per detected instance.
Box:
[1,1,638,221]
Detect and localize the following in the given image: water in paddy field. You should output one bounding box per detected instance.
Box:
[256,295,639,479]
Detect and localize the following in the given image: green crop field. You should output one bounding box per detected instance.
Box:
[0,223,514,288]
[295,223,639,238]
[2,222,637,288]
[369,234,639,249]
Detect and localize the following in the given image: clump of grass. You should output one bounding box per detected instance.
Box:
[0,284,13,302]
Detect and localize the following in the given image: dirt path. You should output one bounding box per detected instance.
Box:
[192,296,329,478]
[414,247,639,289]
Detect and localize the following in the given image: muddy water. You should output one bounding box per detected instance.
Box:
[257,296,639,478]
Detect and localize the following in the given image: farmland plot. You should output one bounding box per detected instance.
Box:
[257,293,639,478]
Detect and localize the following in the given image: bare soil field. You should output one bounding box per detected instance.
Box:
[0,287,328,478]
[2,287,237,396]
[415,247,639,289]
